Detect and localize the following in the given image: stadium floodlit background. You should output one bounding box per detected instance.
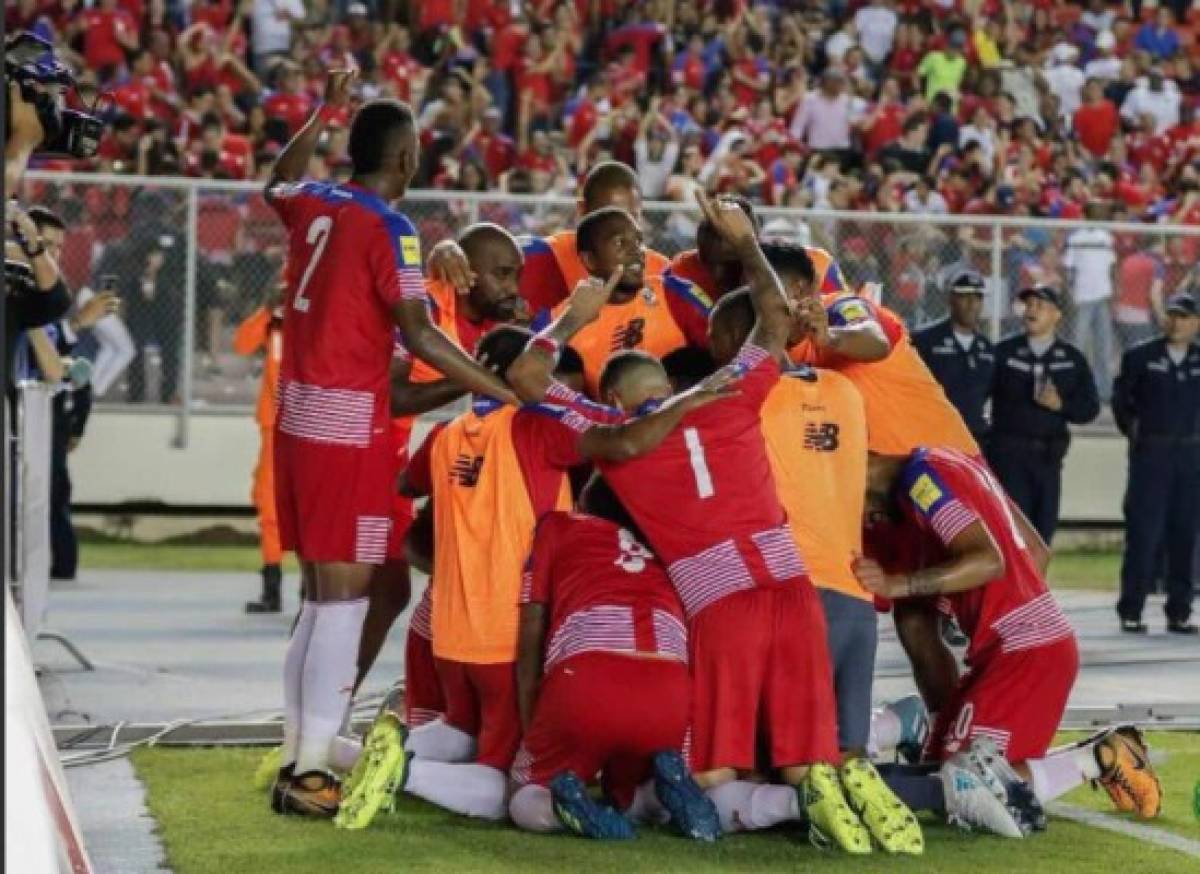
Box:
[8,0,1200,871]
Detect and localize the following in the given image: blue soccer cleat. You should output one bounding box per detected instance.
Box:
[651,750,721,842]
[550,771,637,840]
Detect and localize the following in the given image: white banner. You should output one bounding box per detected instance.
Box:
[14,383,54,639]
[4,588,93,873]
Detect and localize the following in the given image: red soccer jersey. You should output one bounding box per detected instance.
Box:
[380,50,426,103]
[263,92,315,137]
[882,447,1074,663]
[269,181,428,447]
[521,511,688,671]
[598,344,807,619]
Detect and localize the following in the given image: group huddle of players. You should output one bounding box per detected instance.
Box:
[253,75,1164,854]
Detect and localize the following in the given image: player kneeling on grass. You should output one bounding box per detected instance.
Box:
[508,478,719,841]
[855,447,1163,837]
[507,192,914,855]
[335,319,738,831]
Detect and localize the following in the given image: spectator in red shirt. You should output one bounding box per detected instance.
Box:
[376,25,429,104]
[186,111,255,180]
[262,62,314,139]
[461,106,517,181]
[1074,77,1121,158]
[606,45,646,107]
[567,75,609,149]
[672,34,709,92]
[730,36,771,107]
[70,0,140,79]
[95,114,143,173]
[859,75,907,158]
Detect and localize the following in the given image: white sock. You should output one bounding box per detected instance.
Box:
[868,706,902,757]
[404,760,508,820]
[295,599,370,774]
[509,784,561,833]
[329,735,363,774]
[626,780,670,825]
[282,602,318,767]
[1026,746,1100,803]
[705,781,800,833]
[406,718,478,762]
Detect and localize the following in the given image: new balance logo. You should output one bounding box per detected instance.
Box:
[611,317,647,351]
[803,422,840,452]
[450,454,484,487]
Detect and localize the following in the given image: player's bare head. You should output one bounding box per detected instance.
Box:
[576,206,645,293]
[662,345,717,392]
[865,452,907,519]
[580,160,643,221]
[348,99,418,200]
[459,223,524,322]
[579,473,648,544]
[707,287,755,366]
[760,241,817,304]
[475,324,534,382]
[554,345,586,395]
[598,350,671,412]
[697,195,756,269]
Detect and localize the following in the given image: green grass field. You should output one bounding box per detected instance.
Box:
[81,541,1121,590]
[131,732,1198,874]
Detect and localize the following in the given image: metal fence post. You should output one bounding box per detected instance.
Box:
[989,220,1003,342]
[175,186,198,449]
[468,198,480,226]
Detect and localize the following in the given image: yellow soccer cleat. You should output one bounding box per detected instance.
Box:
[801,762,872,854]
[253,745,283,792]
[1093,726,1162,819]
[334,713,409,830]
[839,757,924,854]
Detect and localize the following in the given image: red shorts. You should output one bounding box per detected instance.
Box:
[926,636,1079,764]
[274,431,395,564]
[405,627,444,728]
[511,652,690,810]
[688,583,839,773]
[434,658,521,770]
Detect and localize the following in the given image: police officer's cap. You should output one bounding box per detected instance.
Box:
[949,269,986,294]
[1017,285,1062,309]
[1165,292,1199,317]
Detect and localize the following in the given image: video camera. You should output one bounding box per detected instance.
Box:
[5,32,104,159]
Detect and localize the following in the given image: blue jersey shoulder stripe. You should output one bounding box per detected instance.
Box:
[521,235,553,256]
[530,308,553,332]
[661,270,713,315]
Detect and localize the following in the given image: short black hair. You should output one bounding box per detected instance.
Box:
[579,473,648,544]
[661,345,716,392]
[575,206,636,257]
[598,349,660,398]
[708,288,755,349]
[581,160,639,211]
[27,206,65,233]
[760,241,815,284]
[476,324,534,379]
[698,194,757,246]
[555,344,584,380]
[348,99,416,176]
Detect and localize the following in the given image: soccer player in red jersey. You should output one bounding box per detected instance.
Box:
[855,447,1163,827]
[508,478,719,841]
[261,71,515,818]
[510,194,905,855]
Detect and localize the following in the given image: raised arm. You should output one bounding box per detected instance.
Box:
[507,271,621,403]
[265,70,356,194]
[389,354,468,417]
[577,367,739,462]
[695,190,792,357]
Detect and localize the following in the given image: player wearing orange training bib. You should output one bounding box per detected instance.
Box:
[531,206,711,398]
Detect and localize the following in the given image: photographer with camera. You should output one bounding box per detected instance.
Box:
[12,207,121,580]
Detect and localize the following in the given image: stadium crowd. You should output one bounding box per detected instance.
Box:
[15,0,1200,411]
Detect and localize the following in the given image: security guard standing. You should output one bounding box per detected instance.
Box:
[913,268,994,444]
[1112,292,1200,635]
[988,286,1100,543]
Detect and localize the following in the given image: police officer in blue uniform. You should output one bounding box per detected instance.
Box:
[914,267,994,444]
[1112,292,1200,635]
[988,286,1101,544]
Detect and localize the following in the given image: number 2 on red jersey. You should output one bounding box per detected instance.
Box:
[293,215,333,313]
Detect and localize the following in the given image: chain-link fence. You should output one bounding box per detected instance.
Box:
[20,170,1200,443]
